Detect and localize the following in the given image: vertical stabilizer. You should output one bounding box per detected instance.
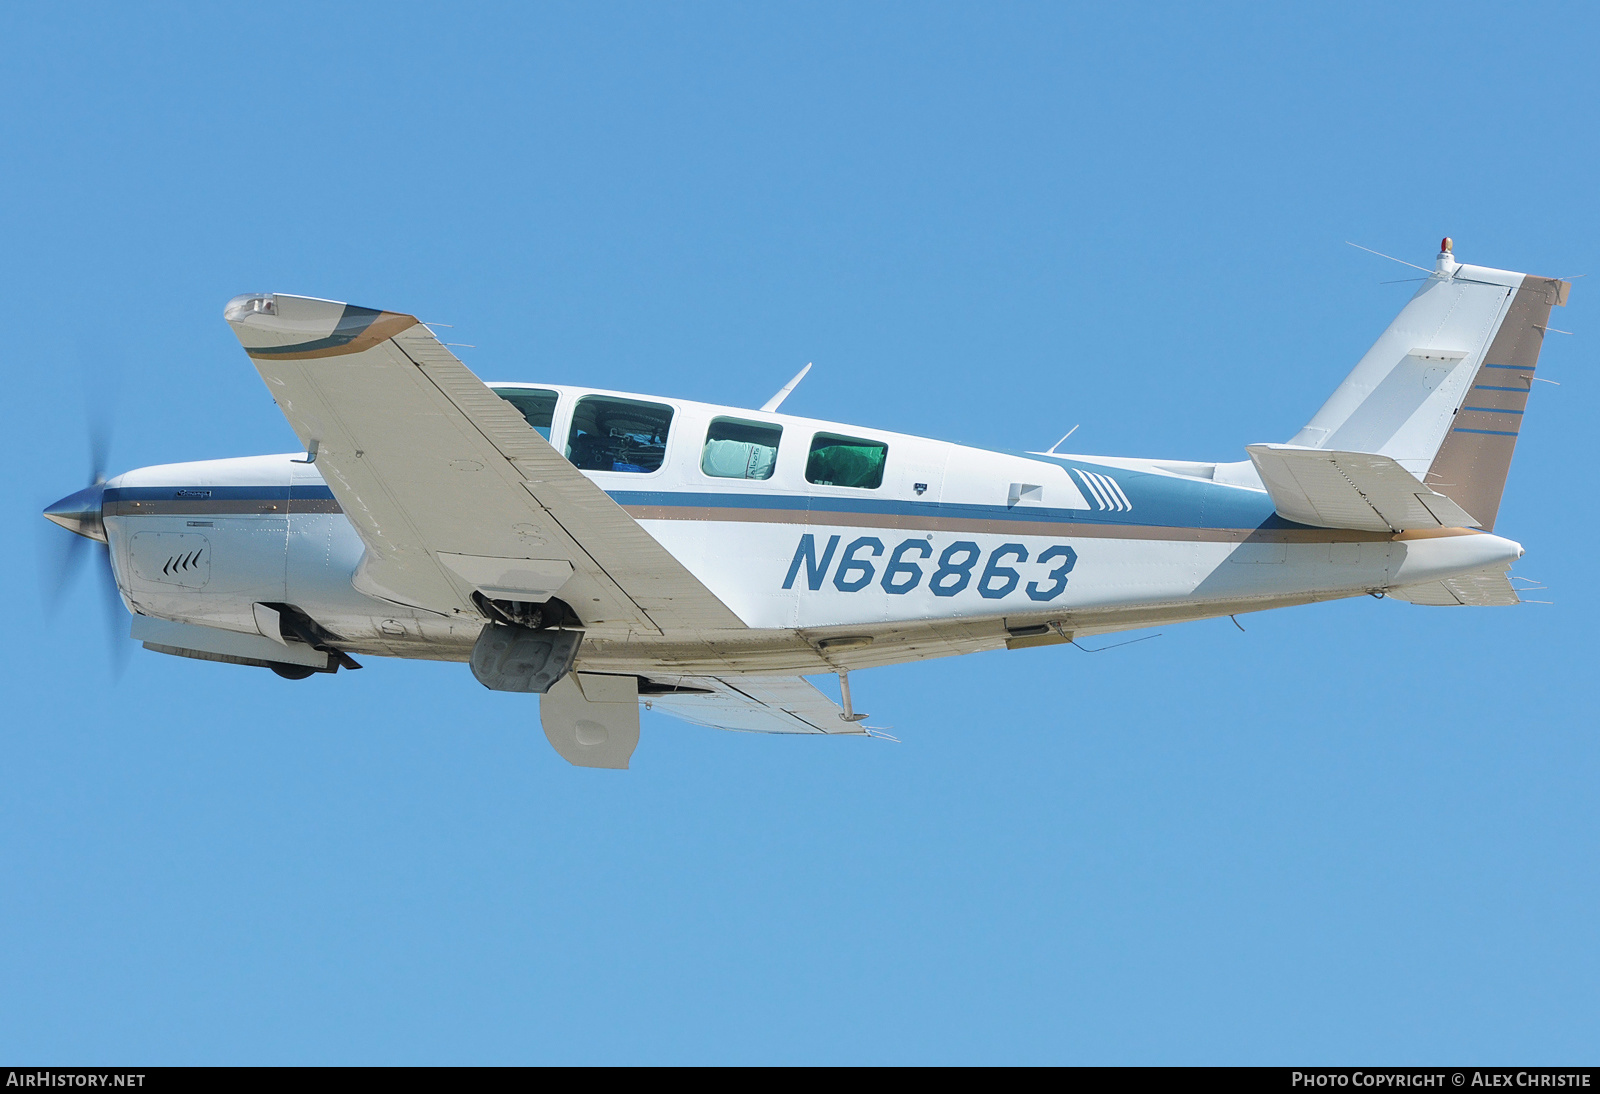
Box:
[1290,241,1568,530]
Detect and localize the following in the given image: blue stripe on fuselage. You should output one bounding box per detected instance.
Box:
[614,457,1289,531]
[106,458,1295,532]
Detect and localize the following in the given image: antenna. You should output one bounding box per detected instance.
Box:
[1345,241,1433,274]
[761,363,812,413]
[1046,424,1080,454]
[1071,633,1161,654]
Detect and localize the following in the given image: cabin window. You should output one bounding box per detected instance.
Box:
[491,387,559,440]
[805,432,888,489]
[566,395,674,473]
[701,417,782,480]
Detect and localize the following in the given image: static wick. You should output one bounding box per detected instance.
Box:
[1230,615,1246,633]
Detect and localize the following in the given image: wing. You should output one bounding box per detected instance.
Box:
[225,293,745,634]
[1247,444,1480,532]
[1391,566,1521,607]
[642,675,866,735]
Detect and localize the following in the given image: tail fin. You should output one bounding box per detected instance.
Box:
[1289,241,1569,530]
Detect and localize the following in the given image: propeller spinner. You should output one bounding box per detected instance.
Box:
[42,420,128,674]
[43,482,107,542]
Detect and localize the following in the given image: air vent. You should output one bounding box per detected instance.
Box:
[130,532,212,590]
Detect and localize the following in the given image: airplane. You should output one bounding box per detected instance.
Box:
[42,239,1568,769]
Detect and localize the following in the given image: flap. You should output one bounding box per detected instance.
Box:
[437,554,574,601]
[1246,444,1480,532]
[575,672,639,704]
[643,675,866,735]
[224,293,746,634]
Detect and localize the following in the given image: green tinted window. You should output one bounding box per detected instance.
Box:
[566,395,674,473]
[702,417,782,480]
[806,433,887,489]
[491,386,559,440]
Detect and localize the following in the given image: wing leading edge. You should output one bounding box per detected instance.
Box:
[225,293,745,635]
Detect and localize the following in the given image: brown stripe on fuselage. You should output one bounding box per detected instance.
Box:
[1391,526,1485,541]
[111,498,1491,545]
[620,504,1394,543]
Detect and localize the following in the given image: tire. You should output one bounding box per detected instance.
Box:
[269,663,316,681]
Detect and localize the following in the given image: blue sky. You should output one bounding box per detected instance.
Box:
[2,3,1596,1064]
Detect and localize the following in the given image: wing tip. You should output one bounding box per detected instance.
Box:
[226,293,418,360]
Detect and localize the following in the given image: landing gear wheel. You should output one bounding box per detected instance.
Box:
[269,663,316,680]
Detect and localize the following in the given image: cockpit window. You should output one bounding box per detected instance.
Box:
[491,386,559,440]
[806,433,888,489]
[701,417,781,480]
[566,395,674,473]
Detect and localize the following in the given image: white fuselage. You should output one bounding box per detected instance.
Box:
[101,383,1523,677]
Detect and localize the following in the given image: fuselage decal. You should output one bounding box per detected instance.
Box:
[778,533,1080,601]
[102,484,1397,544]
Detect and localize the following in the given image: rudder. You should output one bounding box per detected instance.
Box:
[1423,270,1568,531]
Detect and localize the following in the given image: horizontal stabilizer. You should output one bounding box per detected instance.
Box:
[642,676,866,735]
[1246,444,1479,532]
[1391,565,1520,607]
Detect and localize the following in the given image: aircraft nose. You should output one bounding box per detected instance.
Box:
[43,483,108,542]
